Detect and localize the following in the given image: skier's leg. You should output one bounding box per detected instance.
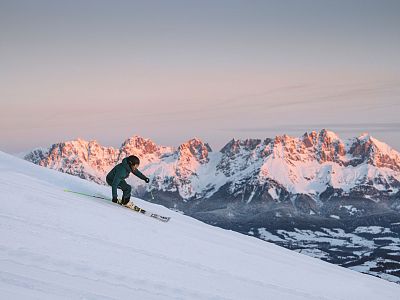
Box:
[118,180,132,205]
[106,176,112,186]
[105,177,119,202]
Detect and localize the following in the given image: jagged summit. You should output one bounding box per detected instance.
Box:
[178,138,212,164]
[120,135,162,159]
[358,132,372,141]
[220,138,262,154]
[349,133,400,172]
[121,135,157,149]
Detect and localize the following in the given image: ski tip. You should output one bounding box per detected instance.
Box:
[159,216,171,223]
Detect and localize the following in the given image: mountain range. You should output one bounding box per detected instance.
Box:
[24,129,400,215]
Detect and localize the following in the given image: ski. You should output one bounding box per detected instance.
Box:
[64,189,171,222]
[125,202,171,222]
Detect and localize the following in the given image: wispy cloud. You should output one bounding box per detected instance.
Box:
[221,122,400,134]
[133,80,400,120]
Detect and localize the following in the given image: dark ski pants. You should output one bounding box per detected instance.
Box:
[117,180,132,200]
[106,178,132,201]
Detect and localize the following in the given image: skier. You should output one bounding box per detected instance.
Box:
[106,155,150,205]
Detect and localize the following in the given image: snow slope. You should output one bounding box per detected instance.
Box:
[1,151,399,300]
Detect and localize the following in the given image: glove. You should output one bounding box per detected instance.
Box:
[112,197,118,203]
[144,177,150,183]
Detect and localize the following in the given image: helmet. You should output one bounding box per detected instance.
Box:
[127,155,140,166]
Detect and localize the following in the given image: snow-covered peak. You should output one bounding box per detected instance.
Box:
[358,132,371,141]
[302,129,343,151]
[178,138,212,164]
[264,130,346,164]
[348,133,400,171]
[321,128,340,141]
[24,138,118,184]
[217,138,264,178]
[370,136,398,156]
[23,147,49,164]
[120,135,160,154]
[220,138,262,155]
[255,130,400,195]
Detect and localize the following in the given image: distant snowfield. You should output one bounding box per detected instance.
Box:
[1,151,399,300]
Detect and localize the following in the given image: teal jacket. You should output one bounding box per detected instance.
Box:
[106,157,147,198]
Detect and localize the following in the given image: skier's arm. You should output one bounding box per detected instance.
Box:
[133,169,148,182]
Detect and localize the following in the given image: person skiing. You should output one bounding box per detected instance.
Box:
[106,155,150,205]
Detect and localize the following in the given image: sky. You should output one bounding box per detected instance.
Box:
[1,0,400,153]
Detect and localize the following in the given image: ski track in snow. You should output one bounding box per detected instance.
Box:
[1,151,400,299]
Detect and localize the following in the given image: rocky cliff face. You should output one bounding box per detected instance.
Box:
[25,139,119,184]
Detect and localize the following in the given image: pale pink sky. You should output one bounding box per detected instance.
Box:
[1,1,399,153]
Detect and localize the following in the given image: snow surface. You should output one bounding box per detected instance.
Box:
[354,226,392,235]
[277,228,376,249]
[1,151,400,300]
